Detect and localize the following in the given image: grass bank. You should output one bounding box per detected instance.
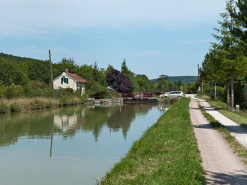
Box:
[196,95,247,129]
[199,106,247,164]
[0,96,86,114]
[100,98,205,185]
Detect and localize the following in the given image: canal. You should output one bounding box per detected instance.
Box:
[0,103,168,185]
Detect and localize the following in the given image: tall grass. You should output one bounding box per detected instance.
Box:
[0,96,85,114]
[100,98,205,184]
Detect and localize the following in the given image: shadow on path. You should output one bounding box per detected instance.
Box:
[199,104,247,135]
[206,170,247,185]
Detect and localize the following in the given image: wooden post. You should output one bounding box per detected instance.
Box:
[49,50,55,99]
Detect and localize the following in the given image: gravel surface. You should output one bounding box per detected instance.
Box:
[188,95,247,184]
[199,99,247,148]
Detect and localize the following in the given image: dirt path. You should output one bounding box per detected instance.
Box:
[199,99,247,148]
[189,96,247,184]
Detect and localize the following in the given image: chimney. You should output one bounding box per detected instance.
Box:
[65,69,69,73]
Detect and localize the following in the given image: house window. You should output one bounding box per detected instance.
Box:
[61,77,68,84]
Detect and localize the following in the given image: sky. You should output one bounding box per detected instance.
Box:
[0,0,226,79]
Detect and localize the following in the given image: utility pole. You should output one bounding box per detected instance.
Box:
[49,50,55,99]
[198,64,201,92]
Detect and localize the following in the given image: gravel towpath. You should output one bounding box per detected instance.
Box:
[199,98,247,148]
[189,96,247,184]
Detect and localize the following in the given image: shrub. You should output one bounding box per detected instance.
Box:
[24,81,52,98]
[10,103,21,112]
[0,81,5,98]
[0,101,8,113]
[162,97,178,104]
[169,97,178,104]
[29,99,44,109]
[4,84,24,99]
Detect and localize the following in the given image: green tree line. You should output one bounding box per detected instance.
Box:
[200,0,247,110]
[0,53,197,99]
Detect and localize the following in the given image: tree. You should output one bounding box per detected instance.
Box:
[20,60,50,84]
[157,75,170,91]
[135,74,150,91]
[93,61,98,80]
[105,63,114,75]
[201,51,223,99]
[0,59,29,86]
[53,58,79,78]
[230,0,247,52]
[211,0,247,109]
[121,59,129,74]
[93,61,107,87]
[120,59,139,92]
[106,69,132,93]
[78,64,108,97]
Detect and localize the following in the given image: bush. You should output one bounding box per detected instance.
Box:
[55,88,72,98]
[0,101,8,113]
[23,81,52,98]
[29,99,44,109]
[162,97,178,104]
[0,81,5,98]
[10,103,21,112]
[216,86,226,101]
[4,84,24,99]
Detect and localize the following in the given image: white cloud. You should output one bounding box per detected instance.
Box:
[1,0,226,37]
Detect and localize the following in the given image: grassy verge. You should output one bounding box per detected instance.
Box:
[216,110,247,129]
[100,98,205,185]
[199,106,247,164]
[195,95,247,129]
[0,96,86,114]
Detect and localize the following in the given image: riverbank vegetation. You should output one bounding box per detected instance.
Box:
[0,53,197,100]
[100,98,205,184]
[0,52,198,114]
[0,88,86,113]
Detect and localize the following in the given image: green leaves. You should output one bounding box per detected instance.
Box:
[0,59,29,86]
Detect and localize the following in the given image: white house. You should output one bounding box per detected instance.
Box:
[53,69,87,95]
[53,109,85,132]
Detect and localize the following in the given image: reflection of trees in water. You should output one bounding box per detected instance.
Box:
[0,104,153,147]
[106,104,152,139]
[81,107,110,142]
[0,106,85,147]
[0,112,54,147]
[81,104,152,141]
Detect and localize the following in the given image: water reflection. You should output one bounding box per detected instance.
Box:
[0,103,169,185]
[0,103,164,148]
[0,111,54,148]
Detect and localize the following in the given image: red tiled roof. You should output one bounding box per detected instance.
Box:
[66,72,87,83]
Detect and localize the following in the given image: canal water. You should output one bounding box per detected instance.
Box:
[0,103,168,185]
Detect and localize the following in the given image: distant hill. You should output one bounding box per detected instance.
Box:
[0,53,43,63]
[168,76,198,84]
[1,53,198,84]
[150,76,198,84]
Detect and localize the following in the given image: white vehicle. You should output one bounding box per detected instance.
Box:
[161,92,170,98]
[163,91,184,98]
